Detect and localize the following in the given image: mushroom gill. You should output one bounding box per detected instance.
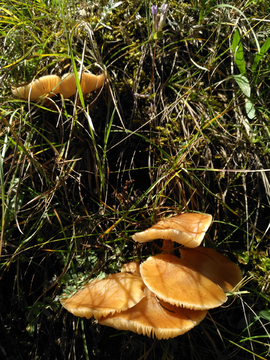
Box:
[99,286,207,340]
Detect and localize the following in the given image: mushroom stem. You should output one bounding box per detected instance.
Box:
[161,239,174,254]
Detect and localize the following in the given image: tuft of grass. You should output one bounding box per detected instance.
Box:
[1,0,270,359]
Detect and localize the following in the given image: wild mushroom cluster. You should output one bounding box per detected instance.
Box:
[11,72,105,104]
[60,213,242,340]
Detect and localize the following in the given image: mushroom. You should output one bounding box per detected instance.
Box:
[140,254,227,310]
[60,72,105,99]
[58,73,77,99]
[132,213,212,248]
[11,75,61,101]
[179,247,242,292]
[80,72,105,95]
[11,72,105,102]
[60,263,145,320]
[99,286,207,340]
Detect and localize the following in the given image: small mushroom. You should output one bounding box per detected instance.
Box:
[81,72,105,95]
[59,72,105,99]
[132,213,212,248]
[58,73,77,99]
[99,286,207,340]
[60,264,145,320]
[140,254,227,310]
[11,72,105,102]
[11,75,61,101]
[179,247,242,292]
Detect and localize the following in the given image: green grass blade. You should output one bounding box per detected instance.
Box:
[252,37,270,72]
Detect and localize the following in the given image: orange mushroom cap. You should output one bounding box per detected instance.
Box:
[59,73,77,99]
[132,213,212,248]
[81,73,105,95]
[140,254,227,310]
[12,72,105,102]
[179,247,242,292]
[60,72,105,99]
[99,287,207,340]
[11,75,61,101]
[60,266,145,320]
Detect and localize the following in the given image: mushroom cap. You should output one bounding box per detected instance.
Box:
[81,73,105,95]
[132,213,212,248]
[12,72,105,102]
[60,73,77,99]
[99,287,207,339]
[180,247,242,292]
[140,254,227,310]
[60,72,105,99]
[11,75,61,101]
[60,271,145,320]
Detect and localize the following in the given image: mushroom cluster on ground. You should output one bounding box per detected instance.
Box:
[60,212,242,340]
[11,72,105,105]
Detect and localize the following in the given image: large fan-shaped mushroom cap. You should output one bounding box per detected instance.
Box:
[140,254,227,310]
[99,287,207,340]
[180,247,242,292]
[11,75,61,101]
[132,213,212,248]
[60,270,145,320]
